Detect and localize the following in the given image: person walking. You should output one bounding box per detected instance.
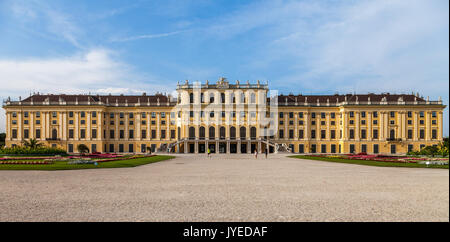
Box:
[265,148,268,159]
[254,149,258,159]
[207,148,211,159]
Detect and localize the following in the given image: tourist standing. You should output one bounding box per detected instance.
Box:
[207,148,211,158]
[265,149,268,159]
[254,149,258,159]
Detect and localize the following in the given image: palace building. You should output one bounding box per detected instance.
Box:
[2,78,446,155]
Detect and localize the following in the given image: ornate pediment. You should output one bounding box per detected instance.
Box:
[216,77,229,88]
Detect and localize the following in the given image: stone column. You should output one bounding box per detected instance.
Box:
[18,111,22,140]
[115,113,119,141]
[6,112,10,141]
[326,112,330,140]
[125,113,129,140]
[74,112,79,140]
[98,111,102,140]
[305,112,310,140]
[368,111,372,140]
[226,140,230,154]
[184,141,188,153]
[87,112,91,140]
[401,111,406,140]
[425,111,431,141]
[413,111,418,141]
[355,111,360,141]
[438,111,443,140]
[30,112,35,139]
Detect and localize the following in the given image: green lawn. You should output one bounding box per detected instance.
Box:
[0,155,175,170]
[289,155,449,169]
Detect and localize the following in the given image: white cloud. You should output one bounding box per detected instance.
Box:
[0,49,173,132]
[110,30,188,42]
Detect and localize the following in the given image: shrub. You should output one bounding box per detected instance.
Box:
[0,146,67,155]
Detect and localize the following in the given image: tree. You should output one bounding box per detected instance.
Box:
[437,137,449,157]
[22,138,43,149]
[0,133,5,147]
[77,144,90,155]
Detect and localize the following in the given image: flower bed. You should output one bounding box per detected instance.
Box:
[0,160,54,165]
[308,154,448,164]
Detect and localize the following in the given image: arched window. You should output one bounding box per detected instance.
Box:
[189,127,195,139]
[220,126,226,139]
[52,129,58,139]
[250,93,256,103]
[189,93,194,103]
[241,93,245,103]
[199,126,205,139]
[240,127,246,139]
[230,127,236,139]
[209,93,215,103]
[200,93,204,103]
[250,127,257,140]
[221,93,225,103]
[209,126,215,139]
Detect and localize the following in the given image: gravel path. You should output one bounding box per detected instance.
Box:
[0,154,448,221]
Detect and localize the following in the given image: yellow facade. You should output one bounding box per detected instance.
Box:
[2,79,446,155]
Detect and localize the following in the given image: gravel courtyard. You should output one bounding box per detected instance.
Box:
[0,154,448,222]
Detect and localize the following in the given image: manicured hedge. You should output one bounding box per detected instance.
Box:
[0,146,67,155]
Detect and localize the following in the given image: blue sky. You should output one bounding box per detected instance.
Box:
[0,0,448,135]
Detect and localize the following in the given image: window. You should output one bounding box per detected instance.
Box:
[171,130,176,139]
[68,144,74,153]
[331,144,336,153]
[119,130,124,139]
[407,130,413,139]
[419,129,425,139]
[407,111,412,118]
[390,120,395,125]
[110,113,114,118]
[390,129,395,139]
[373,130,378,139]
[12,112,17,118]
[23,129,29,139]
[389,111,395,118]
[321,121,325,125]
[92,111,97,118]
[119,144,124,153]
[391,144,396,154]
[299,120,304,125]
[250,93,256,103]
[12,129,17,139]
[373,120,378,125]
[361,144,367,153]
[432,129,437,139]
[35,129,41,139]
[279,130,284,139]
[92,120,97,125]
[69,129,74,139]
[110,130,115,139]
[190,93,194,103]
[432,111,436,118]
[419,120,424,125]
[279,112,284,118]
[321,130,326,139]
[349,129,354,139]
[80,129,86,139]
[129,121,134,125]
[407,120,412,125]
[299,130,304,139]
[221,93,225,103]
[142,112,146,118]
[151,112,156,118]
[299,144,304,153]
[141,130,147,139]
[311,130,316,139]
[120,112,124,118]
[361,120,366,125]
[419,111,424,118]
[92,129,97,139]
[161,112,166,118]
[190,111,194,118]
[151,130,156,139]
[330,112,335,119]
[209,93,215,103]
[36,112,40,118]
[349,144,355,153]
[349,120,354,125]
[321,144,327,153]
[311,112,316,119]
[330,130,336,139]
[407,144,414,153]
[91,144,97,153]
[129,130,134,139]
[24,111,29,118]
[129,113,134,119]
[298,112,303,118]
[310,144,316,153]
[361,111,366,118]
[361,129,366,139]
[289,112,294,119]
[289,130,294,139]
[80,120,85,125]
[321,112,326,119]
[432,120,437,125]
[52,112,57,117]
[373,111,378,118]
[201,93,204,103]
[349,111,354,118]
[24,120,29,125]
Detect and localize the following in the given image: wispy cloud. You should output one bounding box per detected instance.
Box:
[9,0,84,48]
[110,30,188,42]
